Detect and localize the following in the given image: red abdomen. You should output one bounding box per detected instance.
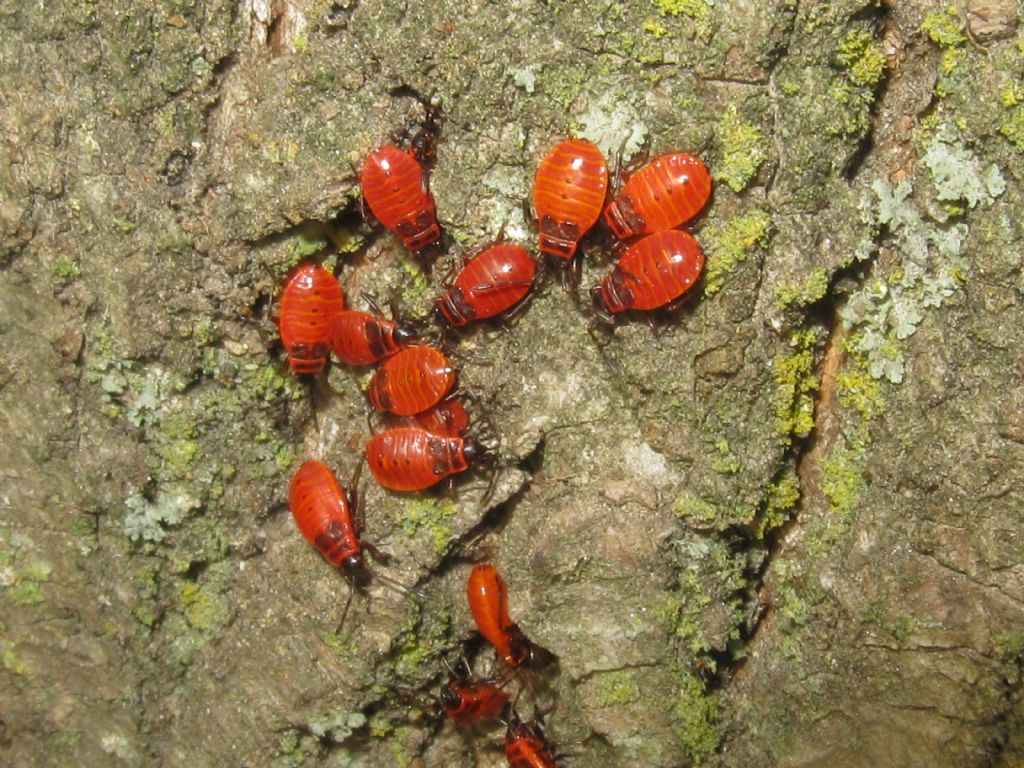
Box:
[504,722,558,768]
[533,139,608,260]
[435,244,537,327]
[467,563,520,665]
[361,145,441,252]
[366,346,456,416]
[329,310,404,366]
[289,460,360,567]
[415,398,470,437]
[440,678,510,724]
[595,230,705,313]
[278,263,345,375]
[604,153,712,239]
[365,427,469,491]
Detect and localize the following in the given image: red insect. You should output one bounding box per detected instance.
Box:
[329,310,419,367]
[289,459,370,582]
[365,427,488,492]
[434,244,538,328]
[591,229,705,320]
[366,345,456,417]
[603,152,712,240]
[360,145,441,253]
[414,397,470,437]
[533,139,609,260]
[437,661,510,724]
[466,563,555,671]
[277,263,345,375]
[289,460,415,627]
[505,715,559,768]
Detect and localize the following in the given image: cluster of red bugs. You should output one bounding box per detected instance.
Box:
[274,101,712,765]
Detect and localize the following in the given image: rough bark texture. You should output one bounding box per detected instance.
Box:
[2,0,1023,766]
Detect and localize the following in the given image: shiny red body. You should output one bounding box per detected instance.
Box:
[289,460,361,571]
[603,153,712,240]
[533,139,608,260]
[505,720,558,768]
[593,230,705,315]
[361,145,441,252]
[365,427,473,492]
[366,346,456,416]
[435,244,537,327]
[278,263,345,375]
[415,398,470,437]
[329,310,415,366]
[439,676,509,724]
[466,563,533,668]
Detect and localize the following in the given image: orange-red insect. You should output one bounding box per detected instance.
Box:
[603,152,712,240]
[278,263,345,375]
[434,244,538,328]
[289,459,368,582]
[505,716,559,768]
[437,661,510,724]
[365,427,487,492]
[366,345,456,417]
[591,230,705,320]
[329,310,418,367]
[361,145,441,253]
[466,564,555,671]
[533,139,608,260]
[415,397,470,437]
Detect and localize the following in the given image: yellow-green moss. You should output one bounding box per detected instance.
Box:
[179,581,228,632]
[711,438,740,475]
[921,6,966,48]
[754,472,800,538]
[1000,108,1024,151]
[703,208,772,296]
[820,443,864,517]
[400,498,457,555]
[2,644,29,675]
[715,106,767,193]
[673,492,720,528]
[52,254,80,281]
[653,0,712,23]
[596,669,642,707]
[772,329,820,441]
[835,365,885,422]
[4,559,53,607]
[670,666,719,759]
[643,18,668,38]
[775,267,830,309]
[836,30,886,87]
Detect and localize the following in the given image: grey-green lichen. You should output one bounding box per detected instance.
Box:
[595,669,642,707]
[842,129,1004,383]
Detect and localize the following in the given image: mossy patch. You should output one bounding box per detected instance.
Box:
[836,30,886,87]
[772,329,821,442]
[775,267,830,309]
[669,665,719,759]
[703,208,772,296]
[596,669,642,707]
[399,498,457,555]
[653,0,712,26]
[714,106,767,193]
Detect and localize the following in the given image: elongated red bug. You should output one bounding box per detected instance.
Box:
[278,263,345,375]
[414,397,470,437]
[289,459,368,581]
[533,139,608,260]
[591,230,705,320]
[434,244,538,328]
[329,310,418,366]
[366,345,456,417]
[505,716,559,768]
[361,145,441,253]
[466,563,555,671]
[603,152,712,240]
[365,427,487,492]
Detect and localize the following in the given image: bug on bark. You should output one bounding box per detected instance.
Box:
[466,563,555,671]
[434,243,538,328]
[603,152,712,240]
[365,427,490,492]
[591,229,705,321]
[533,139,608,262]
[277,263,345,376]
